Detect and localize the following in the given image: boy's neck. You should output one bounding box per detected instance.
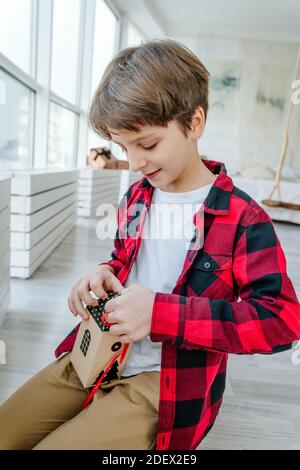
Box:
[159,156,217,193]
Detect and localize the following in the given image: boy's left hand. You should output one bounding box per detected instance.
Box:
[105,283,156,343]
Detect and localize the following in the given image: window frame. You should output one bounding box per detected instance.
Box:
[0,0,127,171]
[0,59,38,169]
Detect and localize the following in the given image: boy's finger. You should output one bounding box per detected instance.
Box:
[79,288,98,307]
[106,273,124,293]
[68,296,78,316]
[105,298,117,312]
[74,293,89,320]
[106,311,118,324]
[109,324,124,336]
[90,279,109,299]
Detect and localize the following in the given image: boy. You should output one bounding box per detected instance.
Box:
[0,39,300,451]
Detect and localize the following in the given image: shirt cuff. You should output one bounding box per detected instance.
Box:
[150,292,187,347]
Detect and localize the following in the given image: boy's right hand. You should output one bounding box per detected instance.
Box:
[67,265,124,320]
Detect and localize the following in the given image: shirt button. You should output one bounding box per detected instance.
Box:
[166,376,170,387]
[204,261,211,269]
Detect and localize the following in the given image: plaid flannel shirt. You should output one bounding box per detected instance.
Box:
[54,158,300,450]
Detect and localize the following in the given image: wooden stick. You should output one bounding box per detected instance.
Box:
[267,44,300,202]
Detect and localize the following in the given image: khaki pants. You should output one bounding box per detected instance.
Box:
[0,352,160,450]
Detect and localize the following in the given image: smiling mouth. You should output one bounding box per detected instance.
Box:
[145,169,161,177]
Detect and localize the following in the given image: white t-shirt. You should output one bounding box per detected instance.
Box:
[121,181,214,377]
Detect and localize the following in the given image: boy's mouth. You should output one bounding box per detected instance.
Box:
[145,169,161,178]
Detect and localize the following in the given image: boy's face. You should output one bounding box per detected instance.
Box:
[108,120,199,191]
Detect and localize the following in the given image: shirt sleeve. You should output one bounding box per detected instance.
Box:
[150,208,300,354]
[99,227,128,276]
[98,190,129,277]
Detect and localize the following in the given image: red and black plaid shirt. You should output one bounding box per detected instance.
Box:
[55,158,300,450]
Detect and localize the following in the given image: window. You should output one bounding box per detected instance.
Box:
[117,20,146,199]
[48,102,77,169]
[0,0,123,172]
[0,69,34,170]
[88,17,145,154]
[80,329,91,357]
[91,0,118,97]
[88,0,118,148]
[0,0,35,75]
[88,0,118,151]
[50,0,81,104]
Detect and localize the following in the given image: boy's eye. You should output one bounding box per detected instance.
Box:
[120,147,127,154]
[119,143,157,153]
[142,143,157,151]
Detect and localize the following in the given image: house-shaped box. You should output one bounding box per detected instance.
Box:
[71,290,132,388]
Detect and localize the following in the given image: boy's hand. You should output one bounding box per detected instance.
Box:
[68,265,124,320]
[105,283,156,343]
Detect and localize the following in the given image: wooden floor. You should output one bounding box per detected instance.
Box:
[0,216,299,450]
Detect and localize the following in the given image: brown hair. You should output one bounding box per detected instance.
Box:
[88,38,210,140]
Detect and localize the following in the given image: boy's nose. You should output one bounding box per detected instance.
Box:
[128,157,147,173]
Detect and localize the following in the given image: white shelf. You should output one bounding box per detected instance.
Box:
[11,193,77,232]
[11,169,78,195]
[78,168,121,217]
[11,181,77,214]
[11,203,76,250]
[10,221,74,279]
[11,214,76,267]
[0,177,10,326]
[10,170,78,278]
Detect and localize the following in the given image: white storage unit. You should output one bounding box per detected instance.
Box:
[10,170,78,278]
[129,171,143,187]
[0,178,11,326]
[118,170,143,204]
[78,168,121,217]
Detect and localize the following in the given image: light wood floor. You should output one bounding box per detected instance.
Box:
[0,216,299,450]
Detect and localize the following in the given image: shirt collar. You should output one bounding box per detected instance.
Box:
[139,158,234,216]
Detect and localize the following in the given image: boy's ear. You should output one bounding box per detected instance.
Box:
[190,105,206,139]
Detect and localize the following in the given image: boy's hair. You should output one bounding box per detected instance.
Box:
[88,39,210,140]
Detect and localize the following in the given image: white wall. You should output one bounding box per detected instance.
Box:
[170,34,300,177]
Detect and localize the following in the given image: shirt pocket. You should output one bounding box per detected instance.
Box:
[192,251,232,272]
[187,251,233,298]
